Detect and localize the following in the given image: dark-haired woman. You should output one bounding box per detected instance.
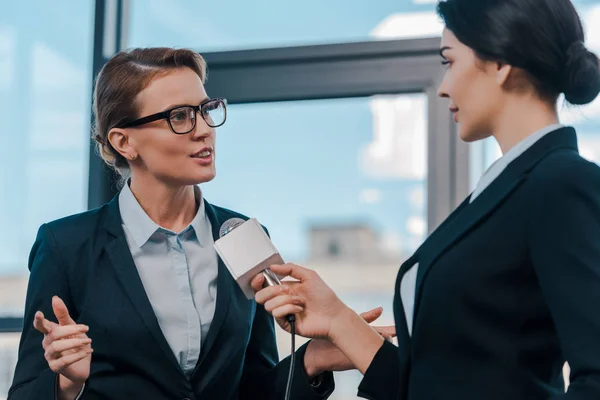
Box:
[250,0,600,399]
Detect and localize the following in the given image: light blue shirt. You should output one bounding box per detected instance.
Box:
[119,183,219,376]
[62,184,219,398]
[400,124,565,336]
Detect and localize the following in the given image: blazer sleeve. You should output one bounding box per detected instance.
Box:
[357,340,403,400]
[8,223,78,400]
[529,159,600,399]
[239,302,335,400]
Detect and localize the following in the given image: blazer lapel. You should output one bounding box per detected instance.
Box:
[194,200,234,370]
[412,127,579,323]
[393,254,418,371]
[102,196,184,375]
[393,195,472,359]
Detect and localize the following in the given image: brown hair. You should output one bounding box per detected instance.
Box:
[92,47,207,177]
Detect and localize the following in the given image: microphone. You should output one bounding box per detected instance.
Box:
[214,217,284,299]
[215,217,298,400]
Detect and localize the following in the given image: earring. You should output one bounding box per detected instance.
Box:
[130,153,137,160]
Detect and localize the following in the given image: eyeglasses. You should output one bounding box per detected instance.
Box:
[118,98,227,134]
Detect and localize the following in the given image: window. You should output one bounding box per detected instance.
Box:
[129,0,443,51]
[0,2,94,397]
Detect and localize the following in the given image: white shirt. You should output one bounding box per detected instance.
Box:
[400,124,564,336]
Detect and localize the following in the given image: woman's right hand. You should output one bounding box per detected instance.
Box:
[33,296,93,395]
[250,263,351,340]
[252,264,387,374]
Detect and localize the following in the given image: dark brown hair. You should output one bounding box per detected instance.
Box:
[437,0,600,105]
[92,47,207,177]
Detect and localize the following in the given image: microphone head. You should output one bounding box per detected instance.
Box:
[219,217,246,238]
[214,217,284,299]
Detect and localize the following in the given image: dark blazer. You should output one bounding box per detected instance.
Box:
[358,127,600,400]
[8,197,334,400]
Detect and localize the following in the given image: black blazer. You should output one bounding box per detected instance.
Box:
[358,127,600,400]
[8,197,334,400]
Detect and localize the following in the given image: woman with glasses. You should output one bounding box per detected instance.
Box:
[5,47,375,400]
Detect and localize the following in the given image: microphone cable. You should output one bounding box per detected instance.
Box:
[284,314,296,400]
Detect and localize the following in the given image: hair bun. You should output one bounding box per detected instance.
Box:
[562,41,600,105]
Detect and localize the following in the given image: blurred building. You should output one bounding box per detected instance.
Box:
[308,222,402,265]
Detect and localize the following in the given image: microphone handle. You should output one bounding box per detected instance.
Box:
[261,269,295,324]
[262,268,282,287]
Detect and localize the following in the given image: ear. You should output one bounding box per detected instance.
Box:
[107,128,136,160]
[495,62,513,87]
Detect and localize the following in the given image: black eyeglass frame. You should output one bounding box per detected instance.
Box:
[118,98,227,134]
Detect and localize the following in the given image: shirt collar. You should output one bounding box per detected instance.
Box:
[118,182,210,248]
[189,187,212,246]
[502,123,565,163]
[471,123,565,202]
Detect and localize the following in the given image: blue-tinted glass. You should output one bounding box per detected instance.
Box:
[129,0,444,51]
[0,2,93,394]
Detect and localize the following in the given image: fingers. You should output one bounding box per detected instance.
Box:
[268,263,315,282]
[272,304,304,320]
[255,284,290,305]
[264,294,304,314]
[250,273,266,293]
[359,307,383,324]
[52,296,75,326]
[44,325,89,346]
[374,326,397,338]
[45,338,92,359]
[48,348,93,373]
[33,311,56,335]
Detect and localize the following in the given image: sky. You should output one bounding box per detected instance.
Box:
[1,0,600,275]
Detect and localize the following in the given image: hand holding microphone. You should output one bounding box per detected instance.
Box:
[215,217,395,378]
[250,263,349,339]
[214,217,344,333]
[251,264,396,375]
